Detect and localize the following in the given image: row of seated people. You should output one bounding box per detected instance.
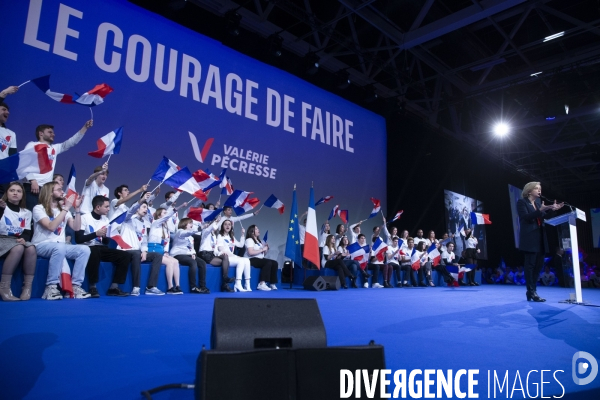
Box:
[0,180,279,301]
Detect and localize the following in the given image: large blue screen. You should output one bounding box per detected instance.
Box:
[3,0,387,262]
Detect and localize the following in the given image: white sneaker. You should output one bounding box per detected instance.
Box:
[73,285,91,299]
[269,284,278,290]
[42,284,63,300]
[363,282,369,288]
[131,287,140,296]
[372,283,384,288]
[257,282,271,291]
[145,286,165,296]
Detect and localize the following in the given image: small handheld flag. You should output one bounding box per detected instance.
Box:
[188,207,222,222]
[151,157,181,182]
[391,210,404,222]
[163,167,208,201]
[264,194,285,214]
[338,209,349,224]
[470,212,492,225]
[369,198,381,219]
[328,205,339,221]
[234,197,260,215]
[60,260,73,299]
[88,127,123,158]
[30,75,113,106]
[315,196,334,206]
[371,237,388,262]
[107,212,131,249]
[65,164,77,204]
[347,242,367,269]
[263,230,268,243]
[427,243,441,266]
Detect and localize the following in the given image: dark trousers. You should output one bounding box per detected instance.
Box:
[401,264,417,286]
[342,259,360,276]
[174,255,207,290]
[128,250,163,288]
[23,183,39,212]
[367,263,381,283]
[87,245,132,285]
[325,259,353,284]
[384,263,401,282]
[523,251,544,293]
[434,264,454,283]
[249,257,278,283]
[418,262,433,284]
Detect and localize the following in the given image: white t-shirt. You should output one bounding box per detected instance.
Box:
[386,245,400,265]
[0,206,31,237]
[244,237,265,259]
[32,205,71,244]
[80,213,109,246]
[169,229,196,257]
[24,131,85,185]
[322,246,338,268]
[0,126,17,160]
[442,250,455,264]
[109,198,129,221]
[215,234,243,256]
[81,181,110,214]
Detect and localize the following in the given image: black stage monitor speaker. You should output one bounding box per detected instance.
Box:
[303,275,340,291]
[195,345,386,400]
[210,298,327,351]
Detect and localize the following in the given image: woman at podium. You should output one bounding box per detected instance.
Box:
[517,182,564,302]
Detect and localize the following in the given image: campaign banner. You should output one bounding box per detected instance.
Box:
[2,0,386,262]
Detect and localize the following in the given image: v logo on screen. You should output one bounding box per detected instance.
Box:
[189,131,214,163]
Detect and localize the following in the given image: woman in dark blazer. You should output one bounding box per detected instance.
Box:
[517,182,563,302]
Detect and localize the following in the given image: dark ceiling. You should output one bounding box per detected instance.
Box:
[130,0,600,194]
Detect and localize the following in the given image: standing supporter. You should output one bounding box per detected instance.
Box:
[197,216,234,292]
[334,224,346,246]
[24,120,93,210]
[216,220,250,292]
[0,87,19,197]
[33,182,91,300]
[148,207,182,294]
[109,183,148,220]
[463,228,480,286]
[117,195,165,296]
[244,225,279,291]
[170,217,210,294]
[80,163,110,214]
[322,234,356,289]
[76,195,131,297]
[385,236,402,287]
[347,220,365,245]
[0,182,37,301]
[319,221,330,263]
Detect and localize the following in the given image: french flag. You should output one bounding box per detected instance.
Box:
[225,190,251,207]
[192,169,220,191]
[347,242,367,269]
[188,207,222,222]
[88,127,123,158]
[234,197,260,215]
[65,164,77,204]
[107,212,131,249]
[151,157,181,182]
[0,144,52,182]
[372,237,388,262]
[60,260,73,299]
[163,167,208,201]
[315,196,334,206]
[263,230,268,243]
[446,265,473,282]
[427,243,441,266]
[303,187,321,269]
[328,205,339,221]
[410,250,422,271]
[458,221,466,236]
[220,177,234,195]
[31,75,113,106]
[392,210,404,222]
[264,194,285,214]
[369,198,381,219]
[471,212,492,225]
[338,209,349,224]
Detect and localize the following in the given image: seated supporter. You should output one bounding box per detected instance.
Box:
[514,266,526,286]
[431,242,456,286]
[170,217,210,294]
[337,235,367,285]
[76,195,131,298]
[384,236,402,288]
[321,234,356,289]
[540,266,556,286]
[493,268,505,284]
[196,215,234,293]
[216,220,250,292]
[505,268,516,284]
[148,207,182,294]
[399,237,417,287]
[244,224,279,291]
[0,182,37,301]
[116,194,165,296]
[366,236,384,288]
[109,183,147,220]
[415,241,430,287]
[33,182,91,300]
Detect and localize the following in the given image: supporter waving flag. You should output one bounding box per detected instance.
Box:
[368,198,381,219]
[30,75,113,106]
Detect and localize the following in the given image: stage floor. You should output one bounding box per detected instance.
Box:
[1,285,599,399]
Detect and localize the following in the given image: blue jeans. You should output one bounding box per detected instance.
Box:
[36,242,91,286]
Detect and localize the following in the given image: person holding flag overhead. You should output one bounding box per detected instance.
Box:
[462,228,480,286]
[80,162,110,214]
[32,182,91,300]
[23,120,93,210]
[244,225,279,291]
[0,182,37,301]
[109,183,148,220]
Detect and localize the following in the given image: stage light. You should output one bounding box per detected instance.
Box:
[493,122,509,137]
[268,34,283,57]
[565,104,569,115]
[304,52,320,75]
[224,10,242,36]
[335,71,351,90]
[543,31,564,42]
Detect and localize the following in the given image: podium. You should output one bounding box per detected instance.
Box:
[545,208,587,304]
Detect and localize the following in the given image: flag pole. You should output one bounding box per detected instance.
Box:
[89,107,93,120]
[18,80,31,88]
[257,204,264,212]
[106,154,112,163]
[146,178,152,186]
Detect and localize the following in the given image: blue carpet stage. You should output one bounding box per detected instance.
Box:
[1,284,599,399]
